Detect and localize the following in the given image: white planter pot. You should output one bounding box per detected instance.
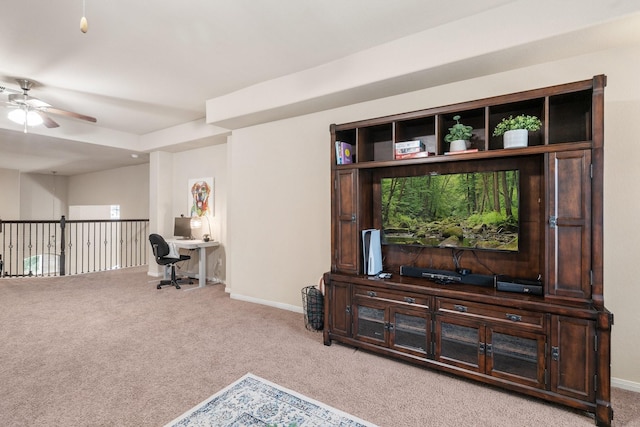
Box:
[503,129,528,149]
[449,139,468,152]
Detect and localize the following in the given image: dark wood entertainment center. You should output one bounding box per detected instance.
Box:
[324,75,613,425]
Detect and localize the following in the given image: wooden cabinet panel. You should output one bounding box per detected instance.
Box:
[327,280,351,338]
[354,285,430,308]
[436,298,544,329]
[550,315,595,401]
[334,169,358,273]
[546,150,592,300]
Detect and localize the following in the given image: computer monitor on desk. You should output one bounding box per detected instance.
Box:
[174,216,194,240]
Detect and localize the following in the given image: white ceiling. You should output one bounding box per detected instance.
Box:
[1,0,639,175]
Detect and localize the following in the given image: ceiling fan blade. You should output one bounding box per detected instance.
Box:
[7,93,51,108]
[0,84,22,96]
[26,97,51,108]
[3,79,97,127]
[36,111,60,128]
[43,107,97,123]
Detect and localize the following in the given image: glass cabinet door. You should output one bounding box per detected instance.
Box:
[354,299,430,356]
[436,315,483,372]
[390,308,430,358]
[487,327,546,389]
[353,300,387,345]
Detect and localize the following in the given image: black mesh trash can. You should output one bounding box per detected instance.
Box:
[301,285,324,331]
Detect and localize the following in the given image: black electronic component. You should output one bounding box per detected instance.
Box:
[400,266,493,287]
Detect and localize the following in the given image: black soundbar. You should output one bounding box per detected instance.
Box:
[496,277,543,295]
[400,266,494,287]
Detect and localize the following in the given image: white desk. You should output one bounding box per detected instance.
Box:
[167,239,219,287]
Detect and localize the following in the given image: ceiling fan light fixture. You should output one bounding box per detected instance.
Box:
[8,108,43,126]
[80,0,88,33]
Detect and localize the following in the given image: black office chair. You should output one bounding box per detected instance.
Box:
[149,233,193,289]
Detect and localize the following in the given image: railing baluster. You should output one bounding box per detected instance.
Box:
[125,221,129,268]
[60,216,66,276]
[72,222,77,275]
[92,222,96,272]
[117,222,121,268]
[82,222,86,274]
[109,222,113,269]
[126,221,130,268]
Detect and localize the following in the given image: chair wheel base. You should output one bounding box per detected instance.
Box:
[156,276,192,290]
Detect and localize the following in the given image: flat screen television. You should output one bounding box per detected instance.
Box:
[381,169,519,252]
[173,216,193,239]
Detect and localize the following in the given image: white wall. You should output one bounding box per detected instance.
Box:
[68,164,149,219]
[172,143,227,283]
[0,165,149,221]
[228,115,330,310]
[225,44,640,387]
[19,173,68,220]
[148,143,227,283]
[0,168,20,219]
[68,205,114,220]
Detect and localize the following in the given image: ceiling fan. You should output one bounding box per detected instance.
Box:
[1,78,97,133]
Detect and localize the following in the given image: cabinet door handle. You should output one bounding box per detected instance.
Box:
[367,291,377,297]
[479,342,485,354]
[552,346,559,361]
[505,313,522,322]
[404,297,416,304]
[454,304,467,313]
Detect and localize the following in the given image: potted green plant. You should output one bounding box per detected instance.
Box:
[445,115,473,151]
[493,114,542,148]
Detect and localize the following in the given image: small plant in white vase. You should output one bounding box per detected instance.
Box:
[445,115,473,152]
[493,115,542,149]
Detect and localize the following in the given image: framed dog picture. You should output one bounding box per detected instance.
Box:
[188,177,214,217]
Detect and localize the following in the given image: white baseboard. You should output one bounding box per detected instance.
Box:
[230,293,303,314]
[208,276,225,285]
[612,377,640,393]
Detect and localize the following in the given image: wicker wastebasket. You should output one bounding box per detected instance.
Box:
[301,285,324,331]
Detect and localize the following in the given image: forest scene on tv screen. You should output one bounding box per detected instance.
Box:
[381,170,519,252]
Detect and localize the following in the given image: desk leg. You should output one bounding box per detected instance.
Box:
[198,246,207,287]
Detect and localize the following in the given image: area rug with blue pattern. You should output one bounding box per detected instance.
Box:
[164,373,377,427]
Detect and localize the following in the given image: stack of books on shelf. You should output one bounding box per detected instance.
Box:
[335,141,353,164]
[394,140,434,160]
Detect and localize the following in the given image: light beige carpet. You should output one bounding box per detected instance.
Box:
[0,266,637,426]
